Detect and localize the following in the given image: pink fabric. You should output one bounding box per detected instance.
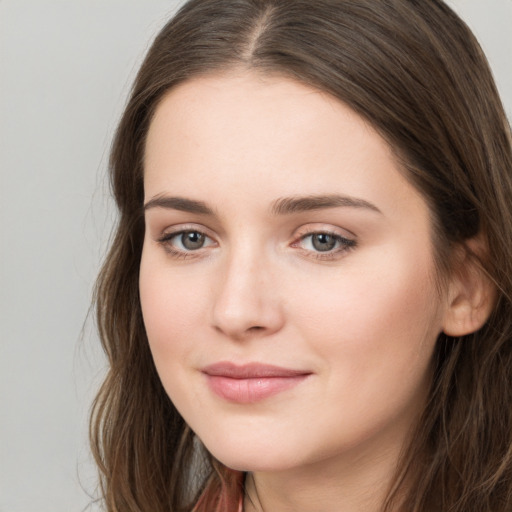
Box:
[192,470,244,512]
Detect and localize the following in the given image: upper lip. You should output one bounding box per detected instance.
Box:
[201,362,311,379]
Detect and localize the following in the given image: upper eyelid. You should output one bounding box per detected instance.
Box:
[298,232,354,243]
[293,232,356,250]
[156,223,216,238]
[293,223,357,240]
[159,230,213,242]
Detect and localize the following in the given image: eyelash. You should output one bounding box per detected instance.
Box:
[156,228,356,261]
[292,231,356,261]
[157,228,216,259]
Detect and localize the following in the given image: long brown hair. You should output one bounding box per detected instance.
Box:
[90,1,512,510]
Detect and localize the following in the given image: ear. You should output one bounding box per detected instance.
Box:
[442,237,496,337]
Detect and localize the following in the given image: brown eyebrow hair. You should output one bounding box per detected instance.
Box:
[270,194,382,215]
[144,196,215,215]
[143,193,382,216]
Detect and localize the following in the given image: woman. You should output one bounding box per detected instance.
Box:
[90,1,512,511]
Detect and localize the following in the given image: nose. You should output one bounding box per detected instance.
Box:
[211,245,285,341]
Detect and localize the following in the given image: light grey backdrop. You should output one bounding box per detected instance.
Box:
[0,1,510,511]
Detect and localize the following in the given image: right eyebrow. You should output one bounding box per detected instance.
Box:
[143,195,215,216]
[270,194,382,215]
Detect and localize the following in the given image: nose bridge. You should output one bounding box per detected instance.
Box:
[211,237,283,339]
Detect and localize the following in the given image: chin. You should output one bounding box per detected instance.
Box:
[211,451,300,473]
[198,431,308,473]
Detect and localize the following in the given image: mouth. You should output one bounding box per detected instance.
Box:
[201,362,312,403]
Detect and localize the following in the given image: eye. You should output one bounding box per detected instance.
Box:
[158,229,216,255]
[178,231,207,250]
[294,231,356,258]
[308,233,340,252]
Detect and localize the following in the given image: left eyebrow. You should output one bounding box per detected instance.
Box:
[143,195,216,216]
[270,194,382,215]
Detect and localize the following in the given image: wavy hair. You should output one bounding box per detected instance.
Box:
[91,1,512,510]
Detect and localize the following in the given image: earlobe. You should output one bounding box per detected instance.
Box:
[442,239,496,337]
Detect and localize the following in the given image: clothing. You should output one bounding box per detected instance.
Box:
[192,469,244,512]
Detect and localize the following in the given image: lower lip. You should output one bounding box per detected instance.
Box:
[205,375,309,403]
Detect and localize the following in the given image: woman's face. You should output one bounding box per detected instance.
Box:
[140,71,449,474]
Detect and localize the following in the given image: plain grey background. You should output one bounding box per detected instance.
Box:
[0,1,510,511]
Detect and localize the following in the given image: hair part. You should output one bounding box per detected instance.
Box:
[91,1,512,510]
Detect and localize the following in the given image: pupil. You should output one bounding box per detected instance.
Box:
[182,231,205,250]
[312,233,336,252]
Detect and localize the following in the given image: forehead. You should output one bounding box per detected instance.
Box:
[145,71,362,168]
[143,71,427,224]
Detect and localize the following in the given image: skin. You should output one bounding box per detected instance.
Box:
[140,71,455,511]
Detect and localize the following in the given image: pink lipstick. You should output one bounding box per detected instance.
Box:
[201,362,311,403]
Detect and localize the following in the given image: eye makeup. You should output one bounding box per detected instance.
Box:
[155,223,357,263]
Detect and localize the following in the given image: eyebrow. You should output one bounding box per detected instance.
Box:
[270,194,382,215]
[144,196,215,215]
[143,193,382,216]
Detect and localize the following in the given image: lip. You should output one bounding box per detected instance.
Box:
[201,362,312,403]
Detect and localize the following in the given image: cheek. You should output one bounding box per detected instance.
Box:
[139,252,206,370]
[276,251,442,455]
[289,247,442,386]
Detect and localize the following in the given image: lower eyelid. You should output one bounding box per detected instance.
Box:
[306,243,356,261]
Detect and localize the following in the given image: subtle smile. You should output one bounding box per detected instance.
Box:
[201,362,312,403]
